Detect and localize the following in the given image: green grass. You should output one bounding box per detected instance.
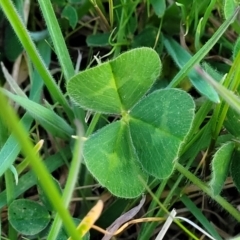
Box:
[1,0,240,239]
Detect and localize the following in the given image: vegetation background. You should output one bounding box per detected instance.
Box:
[1,0,240,239]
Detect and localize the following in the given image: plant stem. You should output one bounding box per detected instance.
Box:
[85,113,101,137]
[47,123,84,240]
[5,170,17,240]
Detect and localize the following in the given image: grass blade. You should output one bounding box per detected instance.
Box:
[168,6,240,88]
[0,0,73,119]
[0,87,79,240]
[37,0,75,80]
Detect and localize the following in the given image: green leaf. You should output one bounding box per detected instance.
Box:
[150,0,166,17]
[0,40,51,177]
[230,148,240,192]
[163,37,219,103]
[132,27,162,52]
[38,177,63,211]
[0,113,9,149]
[0,0,73,119]
[165,6,239,92]
[9,165,18,185]
[4,24,23,61]
[2,89,74,140]
[180,195,222,240]
[229,236,240,240]
[83,89,194,198]
[70,49,194,198]
[204,73,240,116]
[69,0,83,3]
[202,62,223,82]
[233,36,240,59]
[29,29,49,42]
[61,4,78,29]
[224,0,238,19]
[0,147,70,209]
[83,121,148,198]
[209,142,234,196]
[52,0,65,5]
[67,47,161,114]
[8,199,50,235]
[224,107,240,137]
[86,33,111,47]
[3,1,24,61]
[129,89,195,178]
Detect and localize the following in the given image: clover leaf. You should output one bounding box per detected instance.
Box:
[67,48,195,198]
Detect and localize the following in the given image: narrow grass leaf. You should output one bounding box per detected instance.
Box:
[0,40,50,177]
[2,89,74,139]
[0,0,73,119]
[167,7,240,88]
[9,165,18,185]
[202,62,223,82]
[181,195,222,240]
[0,114,32,177]
[17,140,44,175]
[195,66,240,116]
[8,199,50,235]
[1,62,27,98]
[0,88,79,240]
[194,17,203,51]
[176,162,240,222]
[47,122,84,240]
[175,216,216,240]
[67,47,161,114]
[37,0,75,80]
[199,0,217,37]
[163,37,219,103]
[129,89,195,179]
[83,121,148,198]
[0,112,9,149]
[0,147,70,209]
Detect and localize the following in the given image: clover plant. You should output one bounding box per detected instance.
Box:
[8,198,89,239]
[67,47,195,198]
